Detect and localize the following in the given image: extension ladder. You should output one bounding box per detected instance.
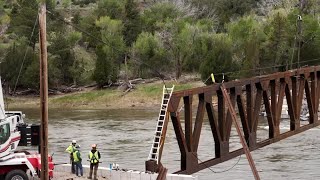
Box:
[147,85,174,163]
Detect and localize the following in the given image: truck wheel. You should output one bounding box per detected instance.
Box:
[5,169,28,180]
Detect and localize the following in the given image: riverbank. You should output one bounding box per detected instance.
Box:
[6,79,205,110]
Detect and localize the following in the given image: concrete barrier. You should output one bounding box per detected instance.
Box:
[54,164,198,180]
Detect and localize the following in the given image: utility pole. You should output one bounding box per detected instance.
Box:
[125,55,129,83]
[39,2,49,180]
[289,15,303,70]
[297,15,302,68]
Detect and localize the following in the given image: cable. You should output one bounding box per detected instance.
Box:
[12,15,39,95]
[202,58,320,84]
[191,152,242,173]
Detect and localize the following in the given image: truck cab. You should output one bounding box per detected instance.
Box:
[0,112,54,179]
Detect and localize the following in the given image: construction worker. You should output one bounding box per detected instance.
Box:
[73,144,83,177]
[87,144,101,180]
[65,140,77,174]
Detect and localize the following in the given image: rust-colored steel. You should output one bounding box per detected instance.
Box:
[156,164,168,180]
[147,66,320,175]
[221,84,260,180]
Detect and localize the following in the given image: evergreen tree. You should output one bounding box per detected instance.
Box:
[93,16,125,87]
[8,0,39,49]
[262,9,290,71]
[96,0,124,19]
[48,31,83,85]
[123,0,141,46]
[0,40,36,90]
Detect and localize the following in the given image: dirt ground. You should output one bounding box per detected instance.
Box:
[29,171,106,180]
[52,171,106,180]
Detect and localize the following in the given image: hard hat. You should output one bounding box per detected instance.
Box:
[91,144,97,148]
[72,140,77,144]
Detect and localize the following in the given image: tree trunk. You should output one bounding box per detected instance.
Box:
[175,55,182,79]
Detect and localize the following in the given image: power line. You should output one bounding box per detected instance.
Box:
[204,58,320,82]
[13,15,39,95]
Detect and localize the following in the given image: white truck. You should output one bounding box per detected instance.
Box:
[0,81,54,179]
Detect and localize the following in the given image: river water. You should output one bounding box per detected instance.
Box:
[15,108,320,180]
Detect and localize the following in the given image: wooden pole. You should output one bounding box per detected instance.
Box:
[125,55,128,83]
[220,84,260,180]
[297,16,302,68]
[39,3,49,180]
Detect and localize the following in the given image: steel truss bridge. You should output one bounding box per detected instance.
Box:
[146,66,320,176]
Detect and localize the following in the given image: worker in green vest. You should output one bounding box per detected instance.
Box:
[87,144,101,180]
[65,140,77,173]
[73,144,83,177]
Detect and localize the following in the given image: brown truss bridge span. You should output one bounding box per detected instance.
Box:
[146,66,320,175]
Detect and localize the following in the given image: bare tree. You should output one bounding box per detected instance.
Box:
[143,0,217,21]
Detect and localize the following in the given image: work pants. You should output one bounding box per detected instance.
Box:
[89,163,99,180]
[75,161,83,176]
[70,159,75,173]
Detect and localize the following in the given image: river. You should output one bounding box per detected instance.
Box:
[15,108,320,180]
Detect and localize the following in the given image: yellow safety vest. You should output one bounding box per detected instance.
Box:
[66,144,75,154]
[73,150,80,162]
[89,151,99,164]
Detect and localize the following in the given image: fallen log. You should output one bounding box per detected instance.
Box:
[15,88,38,95]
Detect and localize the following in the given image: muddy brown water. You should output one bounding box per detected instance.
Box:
[14,108,320,180]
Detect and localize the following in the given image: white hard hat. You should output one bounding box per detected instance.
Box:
[72,140,77,143]
[91,144,97,148]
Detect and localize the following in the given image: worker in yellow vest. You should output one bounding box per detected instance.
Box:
[87,144,101,180]
[65,140,77,173]
[73,145,83,177]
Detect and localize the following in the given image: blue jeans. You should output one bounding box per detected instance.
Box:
[74,161,83,176]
